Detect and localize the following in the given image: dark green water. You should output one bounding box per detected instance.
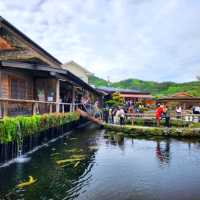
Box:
[1,125,200,200]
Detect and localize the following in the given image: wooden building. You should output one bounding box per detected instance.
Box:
[157,92,200,109]
[96,87,153,105]
[0,16,101,117]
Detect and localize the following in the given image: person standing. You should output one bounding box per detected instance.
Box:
[119,107,125,125]
[176,105,182,119]
[103,107,109,123]
[108,108,113,124]
[155,104,164,127]
[115,108,121,125]
[163,105,170,127]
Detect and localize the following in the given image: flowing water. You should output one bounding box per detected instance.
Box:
[1,124,200,200]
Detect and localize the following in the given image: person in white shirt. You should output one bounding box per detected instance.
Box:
[119,108,125,125]
[176,105,182,119]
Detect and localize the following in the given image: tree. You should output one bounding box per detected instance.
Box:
[105,92,124,107]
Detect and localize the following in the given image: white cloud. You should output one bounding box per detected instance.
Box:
[1,0,200,82]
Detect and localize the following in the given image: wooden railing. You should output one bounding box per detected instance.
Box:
[0,98,84,118]
[125,112,200,122]
[0,98,96,118]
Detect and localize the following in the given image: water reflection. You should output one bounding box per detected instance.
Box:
[155,140,171,167]
[2,127,200,200]
[104,132,125,150]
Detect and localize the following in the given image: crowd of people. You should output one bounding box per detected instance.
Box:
[103,107,126,125]
[93,98,200,127]
[102,102,147,126]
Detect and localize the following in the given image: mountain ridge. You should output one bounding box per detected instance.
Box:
[89,75,200,97]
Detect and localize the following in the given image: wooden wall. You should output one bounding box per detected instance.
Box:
[0,69,34,99]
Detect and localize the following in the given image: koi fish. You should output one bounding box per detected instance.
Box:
[17,176,37,188]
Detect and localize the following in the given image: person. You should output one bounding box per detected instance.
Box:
[128,106,134,113]
[94,101,101,119]
[115,108,121,124]
[163,105,170,127]
[119,107,125,125]
[176,105,182,119]
[108,108,113,124]
[155,104,164,127]
[112,108,117,124]
[103,107,109,123]
[193,105,200,114]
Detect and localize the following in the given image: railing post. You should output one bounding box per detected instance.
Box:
[0,101,2,118]
[49,103,53,113]
[62,104,64,113]
[72,86,75,112]
[3,101,8,116]
[56,79,60,113]
[131,115,134,126]
[33,102,39,115]
[33,102,36,115]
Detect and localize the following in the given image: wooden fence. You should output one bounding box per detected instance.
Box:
[0,98,91,118]
[125,111,200,123]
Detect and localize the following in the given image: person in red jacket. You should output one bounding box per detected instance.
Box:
[155,104,164,127]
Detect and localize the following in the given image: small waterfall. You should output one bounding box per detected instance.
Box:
[15,122,30,163]
[16,122,23,157]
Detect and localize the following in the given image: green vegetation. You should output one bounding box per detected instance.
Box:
[89,75,109,87]
[104,124,200,138]
[105,92,124,107]
[89,75,200,97]
[0,112,80,144]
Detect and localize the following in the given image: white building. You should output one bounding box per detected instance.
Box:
[62,61,93,83]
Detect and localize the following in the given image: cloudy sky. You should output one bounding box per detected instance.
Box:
[1,0,200,82]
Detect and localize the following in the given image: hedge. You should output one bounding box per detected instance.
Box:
[0,112,80,143]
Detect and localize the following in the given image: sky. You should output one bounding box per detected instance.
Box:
[0,0,200,83]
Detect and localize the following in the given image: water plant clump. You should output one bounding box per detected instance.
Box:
[56,158,85,165]
[65,148,84,153]
[0,112,80,144]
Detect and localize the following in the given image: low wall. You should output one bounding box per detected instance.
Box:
[104,124,200,138]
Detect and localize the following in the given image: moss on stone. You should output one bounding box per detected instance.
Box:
[103,124,200,138]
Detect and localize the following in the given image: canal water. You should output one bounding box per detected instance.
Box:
[1,124,200,200]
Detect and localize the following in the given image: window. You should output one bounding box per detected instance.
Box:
[10,79,26,99]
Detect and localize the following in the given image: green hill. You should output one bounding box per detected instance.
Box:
[89,76,200,97]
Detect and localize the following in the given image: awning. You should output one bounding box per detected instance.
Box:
[120,94,153,99]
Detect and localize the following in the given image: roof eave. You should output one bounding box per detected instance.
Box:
[0,16,62,67]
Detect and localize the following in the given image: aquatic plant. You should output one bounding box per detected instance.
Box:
[65,148,84,153]
[0,112,80,143]
[0,117,18,143]
[74,161,80,168]
[56,157,85,165]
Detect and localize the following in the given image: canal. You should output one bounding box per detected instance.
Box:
[1,124,200,200]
